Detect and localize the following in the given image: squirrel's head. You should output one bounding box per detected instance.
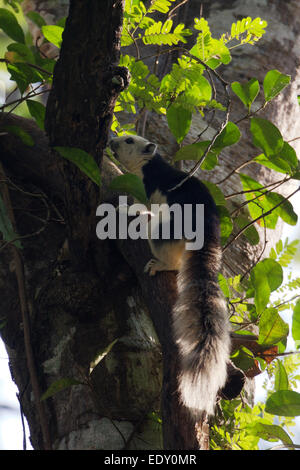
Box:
[109,134,157,175]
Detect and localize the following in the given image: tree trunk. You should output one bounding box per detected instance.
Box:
[0,0,299,450]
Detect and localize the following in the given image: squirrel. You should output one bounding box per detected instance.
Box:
[109,134,231,417]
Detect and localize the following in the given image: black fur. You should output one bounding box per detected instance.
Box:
[142,153,220,245]
[142,153,230,416]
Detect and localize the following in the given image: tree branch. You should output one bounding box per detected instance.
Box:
[0,162,52,450]
[223,185,300,253]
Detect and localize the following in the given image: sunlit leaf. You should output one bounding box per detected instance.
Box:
[42,25,63,48]
[231,78,260,111]
[292,300,300,349]
[274,360,289,391]
[250,117,284,157]
[235,215,259,245]
[251,259,283,314]
[258,307,288,346]
[263,69,291,102]
[167,104,192,143]
[253,423,294,446]
[266,390,300,417]
[217,205,233,245]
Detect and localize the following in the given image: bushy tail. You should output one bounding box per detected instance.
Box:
[172,246,231,416]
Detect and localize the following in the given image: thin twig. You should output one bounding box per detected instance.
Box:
[166,49,231,192]
[224,176,291,199]
[0,85,49,113]
[17,393,27,450]
[222,185,300,253]
[0,163,52,450]
[168,0,189,19]
[273,294,300,310]
[233,102,267,125]
[193,109,216,143]
[216,156,257,185]
[267,443,300,450]
[230,176,290,218]
[0,58,52,76]
[240,200,268,281]
[0,175,65,224]
[287,136,300,143]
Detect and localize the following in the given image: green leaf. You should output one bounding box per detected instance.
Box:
[217,205,233,245]
[41,377,82,401]
[174,140,216,162]
[265,390,300,417]
[4,125,34,146]
[202,181,226,206]
[26,11,46,28]
[27,100,46,130]
[166,104,192,143]
[231,347,255,372]
[253,423,294,446]
[173,122,240,169]
[55,147,101,187]
[231,78,260,111]
[292,300,300,349]
[142,19,191,46]
[6,42,35,64]
[0,8,25,43]
[254,142,298,174]
[274,360,289,391]
[185,75,212,104]
[42,25,63,48]
[250,117,284,157]
[255,258,283,292]
[235,215,259,245]
[89,338,119,374]
[251,259,283,314]
[6,62,43,94]
[277,239,299,267]
[213,121,241,150]
[174,141,216,168]
[149,0,177,14]
[218,273,230,298]
[0,193,21,249]
[239,173,297,229]
[263,69,291,102]
[109,173,148,205]
[258,307,289,346]
[190,18,231,66]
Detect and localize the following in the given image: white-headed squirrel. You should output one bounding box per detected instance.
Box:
[109,134,231,416]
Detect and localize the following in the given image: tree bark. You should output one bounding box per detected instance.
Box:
[0,0,299,450]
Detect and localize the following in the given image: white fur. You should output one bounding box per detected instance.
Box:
[109,135,157,178]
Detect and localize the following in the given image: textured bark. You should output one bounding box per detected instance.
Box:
[0,0,300,451]
[44,0,130,262]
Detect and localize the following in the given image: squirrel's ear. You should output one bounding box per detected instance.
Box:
[143,142,157,156]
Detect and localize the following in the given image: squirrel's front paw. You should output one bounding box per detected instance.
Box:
[144,258,159,276]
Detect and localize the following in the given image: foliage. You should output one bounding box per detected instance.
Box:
[0,0,300,451]
[216,237,300,449]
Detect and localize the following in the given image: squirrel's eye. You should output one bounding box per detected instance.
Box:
[125,137,134,144]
